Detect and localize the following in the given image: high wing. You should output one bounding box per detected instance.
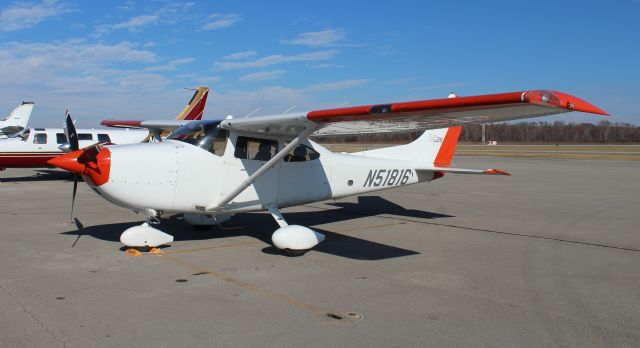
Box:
[220,90,608,138]
[100,87,209,136]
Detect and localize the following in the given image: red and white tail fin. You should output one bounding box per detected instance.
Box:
[360,126,462,166]
[360,127,510,177]
[176,87,208,121]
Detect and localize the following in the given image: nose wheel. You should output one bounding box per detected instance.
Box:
[120,209,174,253]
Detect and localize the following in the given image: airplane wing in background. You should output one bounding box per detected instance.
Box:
[100,87,209,137]
[219,90,608,138]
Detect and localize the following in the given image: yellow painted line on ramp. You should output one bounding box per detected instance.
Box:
[161,254,330,317]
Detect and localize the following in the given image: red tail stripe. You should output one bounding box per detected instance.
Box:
[434,126,462,167]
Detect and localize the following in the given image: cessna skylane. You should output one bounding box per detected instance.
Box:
[0,87,208,171]
[0,101,34,139]
[48,90,607,255]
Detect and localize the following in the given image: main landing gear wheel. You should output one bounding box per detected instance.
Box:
[267,205,325,257]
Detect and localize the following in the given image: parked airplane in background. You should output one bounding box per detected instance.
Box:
[0,87,209,171]
[49,90,607,256]
[0,102,34,139]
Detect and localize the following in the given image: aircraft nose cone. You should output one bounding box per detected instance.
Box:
[47,146,112,186]
[47,149,86,174]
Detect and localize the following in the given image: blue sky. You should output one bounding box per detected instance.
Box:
[0,0,638,127]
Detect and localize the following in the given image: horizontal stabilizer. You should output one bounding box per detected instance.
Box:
[415,165,511,175]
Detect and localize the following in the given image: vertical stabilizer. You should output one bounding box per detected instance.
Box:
[0,102,34,138]
[175,87,208,121]
[359,126,462,166]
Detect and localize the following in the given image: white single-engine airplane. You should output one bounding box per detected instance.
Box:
[0,87,208,171]
[48,90,607,255]
[0,101,34,139]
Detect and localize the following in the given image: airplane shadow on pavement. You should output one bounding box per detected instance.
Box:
[61,196,452,260]
[0,169,75,182]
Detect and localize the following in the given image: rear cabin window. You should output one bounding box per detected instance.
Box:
[56,133,67,144]
[33,133,47,144]
[78,133,93,141]
[97,134,111,143]
[234,137,278,161]
[284,144,320,162]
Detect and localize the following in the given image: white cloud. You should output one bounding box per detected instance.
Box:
[214,50,339,70]
[112,14,159,30]
[0,39,183,127]
[93,2,197,37]
[0,40,157,95]
[305,79,371,92]
[222,50,257,60]
[282,28,345,47]
[146,57,195,72]
[201,13,241,30]
[0,0,72,31]
[239,70,285,81]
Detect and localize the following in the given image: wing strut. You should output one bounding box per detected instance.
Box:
[204,125,319,212]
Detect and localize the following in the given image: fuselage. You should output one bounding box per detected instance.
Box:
[84,134,434,216]
[0,127,148,169]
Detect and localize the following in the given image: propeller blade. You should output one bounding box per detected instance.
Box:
[71,174,78,220]
[64,111,79,152]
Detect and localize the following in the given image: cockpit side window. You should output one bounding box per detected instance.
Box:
[97,134,111,143]
[284,144,320,162]
[33,133,47,144]
[234,136,278,161]
[56,133,67,144]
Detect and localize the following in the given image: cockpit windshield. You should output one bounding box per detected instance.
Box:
[167,120,228,156]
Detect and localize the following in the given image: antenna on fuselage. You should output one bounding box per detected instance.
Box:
[244,108,260,118]
[283,105,296,114]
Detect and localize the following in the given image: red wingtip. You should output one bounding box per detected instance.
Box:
[483,169,511,176]
[525,90,609,116]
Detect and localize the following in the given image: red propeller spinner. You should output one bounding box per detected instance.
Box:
[48,146,111,186]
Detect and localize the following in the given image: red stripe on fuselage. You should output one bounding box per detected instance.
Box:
[0,154,57,167]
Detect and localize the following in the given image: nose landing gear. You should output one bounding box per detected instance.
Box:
[121,209,173,256]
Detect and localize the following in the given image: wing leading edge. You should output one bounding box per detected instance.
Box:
[220,90,607,138]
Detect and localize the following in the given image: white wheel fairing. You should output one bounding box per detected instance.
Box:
[272,225,325,251]
[120,223,174,247]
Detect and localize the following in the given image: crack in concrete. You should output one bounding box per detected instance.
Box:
[0,284,66,348]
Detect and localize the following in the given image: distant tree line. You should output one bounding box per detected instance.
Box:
[315,121,640,144]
